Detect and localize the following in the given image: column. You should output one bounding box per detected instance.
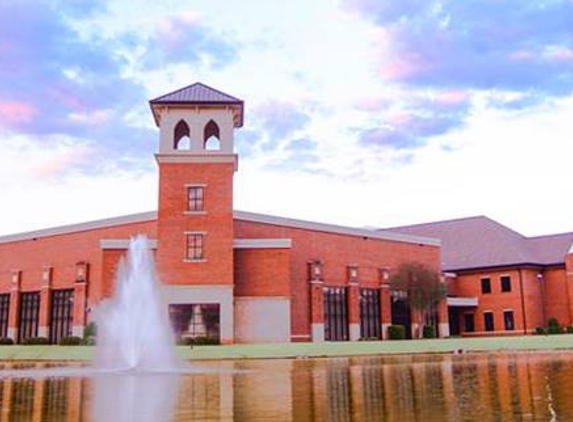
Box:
[566,251,573,324]
[437,297,450,338]
[7,270,21,341]
[72,262,89,338]
[379,268,391,340]
[309,261,325,342]
[347,265,360,341]
[38,266,52,339]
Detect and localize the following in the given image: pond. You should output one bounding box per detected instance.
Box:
[0,351,572,421]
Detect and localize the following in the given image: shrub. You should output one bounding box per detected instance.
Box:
[535,327,548,335]
[0,337,14,345]
[422,325,435,339]
[82,322,97,345]
[59,336,83,346]
[178,337,219,346]
[566,324,573,334]
[22,337,49,345]
[548,318,562,335]
[388,325,406,340]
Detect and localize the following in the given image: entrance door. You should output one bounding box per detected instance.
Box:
[18,292,40,343]
[50,289,74,344]
[391,296,412,339]
[359,288,381,339]
[448,307,460,336]
[324,287,349,341]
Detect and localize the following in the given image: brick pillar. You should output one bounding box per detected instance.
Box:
[309,261,325,342]
[437,274,450,338]
[38,266,52,339]
[566,252,573,325]
[379,268,391,340]
[7,270,21,341]
[347,265,360,341]
[410,308,422,339]
[72,262,89,338]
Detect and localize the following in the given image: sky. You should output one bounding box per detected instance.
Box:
[1,0,573,237]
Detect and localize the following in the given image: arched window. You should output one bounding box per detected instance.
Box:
[174,120,191,150]
[203,119,221,150]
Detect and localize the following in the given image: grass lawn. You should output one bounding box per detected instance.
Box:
[1,334,573,362]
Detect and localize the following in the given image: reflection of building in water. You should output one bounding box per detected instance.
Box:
[3,355,573,421]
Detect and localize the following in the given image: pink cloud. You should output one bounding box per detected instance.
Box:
[385,111,414,127]
[508,50,534,61]
[157,11,202,47]
[31,147,95,178]
[0,101,37,128]
[434,90,469,106]
[380,54,431,81]
[544,46,573,63]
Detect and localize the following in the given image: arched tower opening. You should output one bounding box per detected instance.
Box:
[203,119,221,150]
[174,120,191,150]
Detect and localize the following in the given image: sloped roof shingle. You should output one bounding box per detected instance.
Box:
[382,216,573,271]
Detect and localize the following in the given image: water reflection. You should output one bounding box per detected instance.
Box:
[2,352,573,421]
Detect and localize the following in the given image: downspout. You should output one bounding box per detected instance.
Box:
[518,269,527,335]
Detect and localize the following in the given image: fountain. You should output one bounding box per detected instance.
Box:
[94,234,179,371]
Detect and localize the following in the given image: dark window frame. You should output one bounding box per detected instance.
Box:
[18,292,40,343]
[49,289,74,344]
[359,288,381,339]
[186,233,205,261]
[504,310,515,331]
[187,186,205,212]
[501,276,512,293]
[464,313,475,333]
[484,311,495,332]
[324,287,349,341]
[0,294,10,338]
[481,277,492,294]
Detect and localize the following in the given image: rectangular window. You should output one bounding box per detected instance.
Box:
[324,287,349,341]
[464,313,475,332]
[49,289,74,344]
[18,292,40,343]
[187,186,204,211]
[504,310,515,331]
[169,304,220,343]
[501,276,512,292]
[359,288,381,339]
[0,294,10,338]
[481,277,492,294]
[186,233,204,260]
[484,312,495,332]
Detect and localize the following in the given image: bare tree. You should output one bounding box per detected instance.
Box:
[389,262,447,331]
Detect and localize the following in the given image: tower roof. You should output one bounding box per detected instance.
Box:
[149,82,244,127]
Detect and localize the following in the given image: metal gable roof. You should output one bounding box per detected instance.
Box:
[383,216,573,271]
[149,82,242,104]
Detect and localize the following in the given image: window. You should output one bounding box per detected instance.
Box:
[203,119,221,150]
[464,313,475,332]
[0,294,9,338]
[484,312,495,332]
[173,119,191,150]
[18,292,40,343]
[187,186,204,211]
[169,304,220,342]
[504,310,515,331]
[501,276,512,292]
[324,287,349,341]
[50,289,74,344]
[359,289,381,339]
[481,277,492,294]
[186,233,204,261]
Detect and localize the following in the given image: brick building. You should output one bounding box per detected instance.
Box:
[0,83,442,344]
[387,216,573,336]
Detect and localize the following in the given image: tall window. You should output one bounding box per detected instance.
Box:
[481,277,492,294]
[187,186,204,211]
[484,312,495,332]
[50,289,74,344]
[501,276,512,292]
[504,310,515,331]
[464,313,475,332]
[18,292,40,343]
[186,233,204,260]
[0,294,10,338]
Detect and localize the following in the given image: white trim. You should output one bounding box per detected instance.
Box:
[291,334,312,339]
[100,239,158,250]
[447,297,479,307]
[569,240,573,254]
[184,231,207,235]
[155,153,238,170]
[183,259,207,263]
[234,295,290,300]
[183,211,207,216]
[233,210,440,246]
[184,183,207,188]
[0,208,440,247]
[233,238,292,249]
[0,211,157,245]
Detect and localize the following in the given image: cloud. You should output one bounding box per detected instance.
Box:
[139,11,238,69]
[345,1,573,97]
[0,101,37,128]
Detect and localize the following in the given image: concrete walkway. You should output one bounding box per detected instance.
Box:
[1,335,573,362]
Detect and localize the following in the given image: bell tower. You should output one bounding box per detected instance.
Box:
[150,83,243,344]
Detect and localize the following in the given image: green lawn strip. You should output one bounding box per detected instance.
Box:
[1,335,572,362]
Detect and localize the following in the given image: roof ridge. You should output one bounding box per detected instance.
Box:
[149,81,242,103]
[527,231,573,240]
[382,215,488,230]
